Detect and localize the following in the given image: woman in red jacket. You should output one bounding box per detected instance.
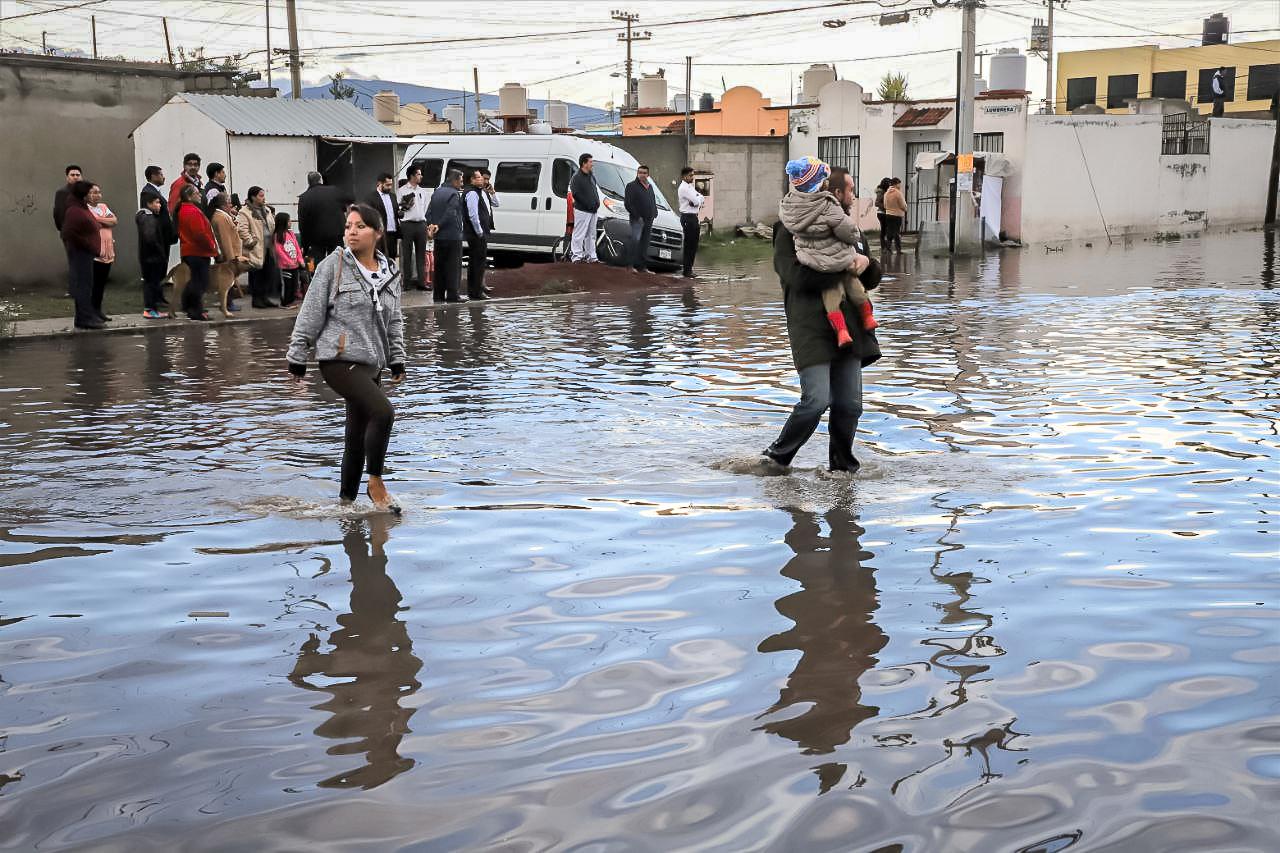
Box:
[60,180,103,330]
[176,183,218,321]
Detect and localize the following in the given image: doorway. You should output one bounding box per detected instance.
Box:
[904,140,942,233]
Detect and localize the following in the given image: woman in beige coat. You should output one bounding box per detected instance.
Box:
[882,178,907,252]
[210,193,247,315]
[237,186,280,308]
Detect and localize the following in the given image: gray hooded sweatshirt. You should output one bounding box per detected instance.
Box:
[777,188,860,274]
[287,247,406,371]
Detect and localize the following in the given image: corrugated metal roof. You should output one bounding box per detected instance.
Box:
[894,106,953,128]
[177,93,393,137]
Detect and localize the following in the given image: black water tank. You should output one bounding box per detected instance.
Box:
[1202,12,1229,46]
[699,92,714,111]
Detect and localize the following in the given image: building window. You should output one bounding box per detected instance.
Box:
[1066,77,1097,111]
[1107,74,1139,109]
[1197,67,1235,103]
[1151,70,1187,100]
[1246,64,1280,102]
[494,161,542,194]
[974,132,1004,153]
[1162,112,1210,155]
[818,136,860,194]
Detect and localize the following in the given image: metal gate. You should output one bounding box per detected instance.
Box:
[905,140,942,233]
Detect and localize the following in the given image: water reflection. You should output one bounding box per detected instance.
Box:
[756,508,887,793]
[288,516,422,789]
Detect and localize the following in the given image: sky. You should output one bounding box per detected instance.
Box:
[2,0,1278,110]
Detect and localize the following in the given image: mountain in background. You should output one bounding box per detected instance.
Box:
[275,78,613,128]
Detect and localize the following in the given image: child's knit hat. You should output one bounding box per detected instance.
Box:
[785,156,830,193]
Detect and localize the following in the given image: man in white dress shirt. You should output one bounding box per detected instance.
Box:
[677,166,704,279]
[397,165,431,291]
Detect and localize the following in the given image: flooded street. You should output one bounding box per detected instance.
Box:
[1,230,1278,851]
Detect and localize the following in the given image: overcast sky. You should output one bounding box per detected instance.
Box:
[3,0,1278,109]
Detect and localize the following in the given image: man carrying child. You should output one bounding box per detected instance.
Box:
[762,163,881,473]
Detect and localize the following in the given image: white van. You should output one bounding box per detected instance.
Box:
[395,134,684,270]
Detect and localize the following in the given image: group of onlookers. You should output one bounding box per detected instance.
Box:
[54,154,320,326]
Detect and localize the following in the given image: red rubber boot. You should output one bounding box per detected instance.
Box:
[859,301,879,331]
[827,311,854,347]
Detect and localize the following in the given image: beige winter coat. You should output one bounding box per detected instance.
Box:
[234,206,265,269]
[884,186,908,217]
[777,188,859,273]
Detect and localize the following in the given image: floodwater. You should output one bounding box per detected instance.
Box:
[1,230,1278,852]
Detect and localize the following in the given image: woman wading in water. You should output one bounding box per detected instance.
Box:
[287,204,406,513]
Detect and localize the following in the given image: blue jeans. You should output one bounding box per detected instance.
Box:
[765,357,864,471]
[630,218,653,270]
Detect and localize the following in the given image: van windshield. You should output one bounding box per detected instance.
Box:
[591,162,673,211]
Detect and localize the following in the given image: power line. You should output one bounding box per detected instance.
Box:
[0,0,105,22]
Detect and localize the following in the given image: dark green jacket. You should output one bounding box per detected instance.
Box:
[774,223,882,372]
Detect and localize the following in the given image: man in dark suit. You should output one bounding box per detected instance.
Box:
[139,164,177,251]
[298,171,351,260]
[363,172,400,260]
[462,168,496,299]
[426,169,467,302]
[624,164,658,273]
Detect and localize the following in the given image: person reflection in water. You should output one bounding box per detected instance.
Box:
[756,508,888,793]
[289,516,423,789]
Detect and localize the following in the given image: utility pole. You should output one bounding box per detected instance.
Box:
[41,30,47,55]
[473,66,482,132]
[612,10,650,112]
[684,56,692,165]
[90,15,97,59]
[162,18,173,67]
[1045,0,1054,114]
[1265,88,1279,225]
[285,0,302,99]
[265,0,272,89]
[957,0,976,159]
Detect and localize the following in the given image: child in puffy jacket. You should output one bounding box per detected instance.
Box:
[776,157,877,347]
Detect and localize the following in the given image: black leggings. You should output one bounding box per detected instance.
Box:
[883,214,903,251]
[320,361,395,501]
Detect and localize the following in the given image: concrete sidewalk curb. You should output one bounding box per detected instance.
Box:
[2,274,704,343]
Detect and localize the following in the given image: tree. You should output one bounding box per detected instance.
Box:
[327,72,356,101]
[877,72,909,101]
[175,45,256,87]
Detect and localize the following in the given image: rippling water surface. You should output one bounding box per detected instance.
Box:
[1,231,1278,852]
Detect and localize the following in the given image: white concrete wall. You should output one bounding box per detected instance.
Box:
[226,136,314,223]
[132,99,230,198]
[1207,118,1275,224]
[1021,115,1163,243]
[1022,114,1275,243]
[788,106,818,161]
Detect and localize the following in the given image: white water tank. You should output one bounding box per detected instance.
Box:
[499,82,528,117]
[989,48,1027,91]
[638,74,667,110]
[443,104,464,131]
[672,92,691,113]
[802,64,836,103]
[975,75,988,96]
[546,100,569,127]
[373,90,400,124]
[530,121,553,135]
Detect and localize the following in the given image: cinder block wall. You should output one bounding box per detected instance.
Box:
[0,57,230,291]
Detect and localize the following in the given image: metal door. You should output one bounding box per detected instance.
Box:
[904,141,942,233]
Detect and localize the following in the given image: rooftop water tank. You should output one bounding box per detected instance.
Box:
[1202,12,1229,45]
[699,92,714,111]
[498,82,528,117]
[530,121,553,135]
[801,64,836,103]
[672,92,691,113]
[638,74,668,110]
[443,104,464,132]
[989,48,1027,92]
[546,100,569,128]
[373,90,400,124]
[975,75,988,96]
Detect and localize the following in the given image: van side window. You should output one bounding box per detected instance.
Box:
[447,159,489,180]
[412,159,444,188]
[495,162,541,194]
[552,158,575,198]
